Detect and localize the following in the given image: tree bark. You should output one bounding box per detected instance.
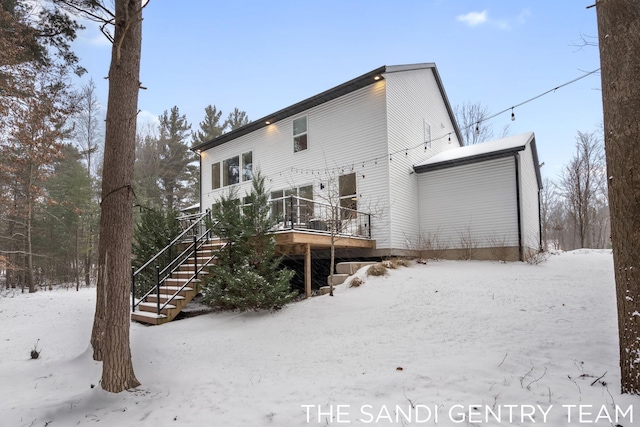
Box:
[91,0,142,393]
[26,162,35,293]
[596,0,640,394]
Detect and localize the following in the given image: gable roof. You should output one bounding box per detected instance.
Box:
[414,132,543,189]
[191,63,463,152]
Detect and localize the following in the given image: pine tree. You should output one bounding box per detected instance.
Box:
[192,104,225,145]
[37,144,93,288]
[224,107,249,131]
[157,106,193,211]
[202,173,296,311]
[132,207,181,297]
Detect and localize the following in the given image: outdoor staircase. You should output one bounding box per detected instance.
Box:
[318,261,377,295]
[131,211,220,326]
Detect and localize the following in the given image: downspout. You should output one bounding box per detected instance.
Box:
[538,188,543,251]
[514,154,523,261]
[199,152,203,213]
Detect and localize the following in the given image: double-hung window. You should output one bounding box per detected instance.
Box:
[293,116,308,152]
[339,173,357,220]
[223,156,240,186]
[211,162,221,190]
[242,151,253,181]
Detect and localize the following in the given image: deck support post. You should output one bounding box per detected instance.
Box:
[305,243,311,298]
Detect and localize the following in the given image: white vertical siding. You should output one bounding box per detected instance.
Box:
[417,157,519,249]
[384,68,461,250]
[519,142,541,252]
[200,82,392,247]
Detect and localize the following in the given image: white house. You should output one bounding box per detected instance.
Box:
[192,63,542,262]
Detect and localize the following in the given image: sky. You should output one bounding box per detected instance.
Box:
[70,0,603,181]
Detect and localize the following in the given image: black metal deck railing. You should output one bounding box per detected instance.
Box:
[271,195,372,239]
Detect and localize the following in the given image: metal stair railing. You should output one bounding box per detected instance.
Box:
[131,210,213,314]
[157,230,222,315]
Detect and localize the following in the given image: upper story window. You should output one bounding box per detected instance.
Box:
[293,116,308,152]
[211,162,221,190]
[213,151,253,189]
[242,151,253,181]
[223,155,240,186]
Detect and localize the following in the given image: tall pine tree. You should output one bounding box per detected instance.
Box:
[157,106,193,211]
[224,107,249,131]
[202,172,296,311]
[192,104,224,145]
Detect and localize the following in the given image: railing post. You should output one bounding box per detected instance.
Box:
[156,265,161,315]
[131,266,135,312]
[289,195,294,229]
[368,213,372,239]
[193,234,198,280]
[167,238,172,271]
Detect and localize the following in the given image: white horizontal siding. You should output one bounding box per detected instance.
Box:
[200,82,392,247]
[417,157,519,249]
[519,142,541,251]
[385,67,462,250]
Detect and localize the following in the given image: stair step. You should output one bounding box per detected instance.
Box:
[131,310,167,319]
[159,286,194,292]
[131,311,168,325]
[147,294,186,304]
[171,271,208,278]
[138,301,177,311]
[327,274,350,286]
[318,286,332,295]
[158,286,196,297]
[164,278,200,284]
[336,261,377,275]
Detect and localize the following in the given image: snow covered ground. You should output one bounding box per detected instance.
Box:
[1,250,637,426]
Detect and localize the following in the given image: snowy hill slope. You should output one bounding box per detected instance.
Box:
[0,250,637,426]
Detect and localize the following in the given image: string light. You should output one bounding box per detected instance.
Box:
[261,68,599,179]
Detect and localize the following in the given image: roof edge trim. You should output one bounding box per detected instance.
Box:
[414,145,527,173]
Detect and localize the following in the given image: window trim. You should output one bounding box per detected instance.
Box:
[223,155,240,187]
[424,119,432,150]
[242,151,253,181]
[339,173,357,220]
[211,162,221,190]
[293,115,308,153]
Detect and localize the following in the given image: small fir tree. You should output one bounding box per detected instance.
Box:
[132,207,181,297]
[202,172,296,311]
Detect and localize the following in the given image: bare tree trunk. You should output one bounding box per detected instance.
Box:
[91,0,143,393]
[26,163,35,293]
[596,0,640,395]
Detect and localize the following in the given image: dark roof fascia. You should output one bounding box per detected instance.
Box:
[191,66,387,153]
[423,65,464,146]
[432,66,465,147]
[414,145,527,174]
